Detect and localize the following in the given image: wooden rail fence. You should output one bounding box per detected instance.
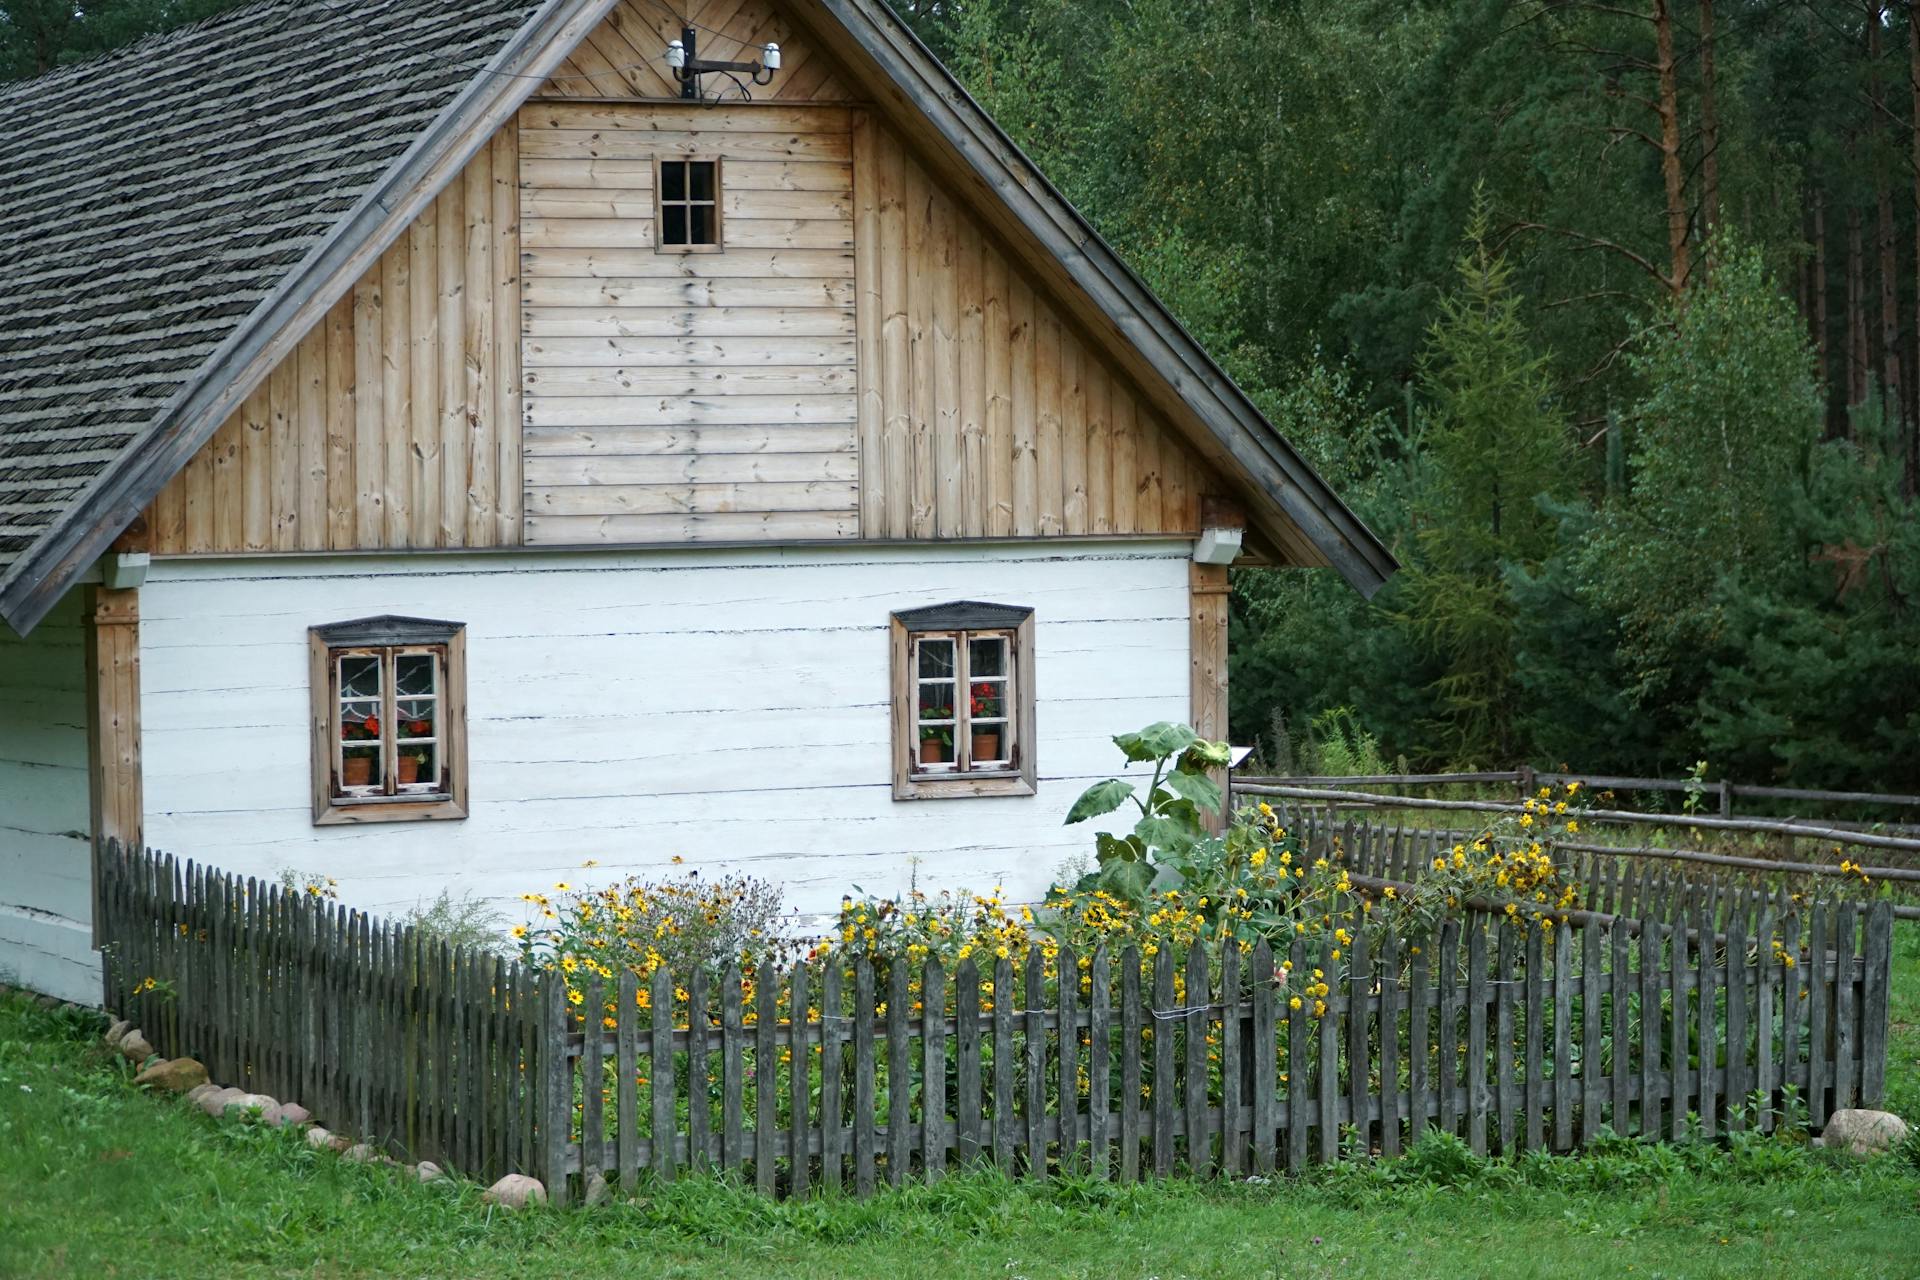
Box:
[97,840,1893,1208]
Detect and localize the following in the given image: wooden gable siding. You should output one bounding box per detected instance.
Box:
[518,101,860,543]
[855,116,1208,540]
[147,134,524,554]
[540,0,855,102]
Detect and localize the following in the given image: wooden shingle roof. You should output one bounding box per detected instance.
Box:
[0,0,545,604]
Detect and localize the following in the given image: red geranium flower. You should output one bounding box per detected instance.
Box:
[363,716,380,736]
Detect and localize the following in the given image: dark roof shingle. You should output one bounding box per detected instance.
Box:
[0,0,543,576]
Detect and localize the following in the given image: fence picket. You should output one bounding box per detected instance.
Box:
[760,961,783,1194]
[821,961,844,1193]
[1580,920,1602,1145]
[1377,933,1401,1160]
[1756,907,1777,1134]
[1695,904,1717,1139]
[955,958,982,1166]
[1025,950,1046,1178]
[1523,924,1544,1152]
[688,964,711,1174]
[993,955,1016,1177]
[1056,946,1079,1175]
[793,961,813,1196]
[723,962,746,1173]
[1638,921,1660,1141]
[1184,945,1210,1177]
[1219,942,1243,1176]
[1437,918,1461,1142]
[1152,947,1175,1177]
[1834,903,1857,1112]
[1466,920,1488,1156]
[1725,918,1749,1128]
[1317,936,1339,1165]
[1346,930,1370,1164]
[1861,903,1892,1107]
[581,975,604,1183]
[1494,921,1516,1154]
[1120,948,1142,1182]
[1408,930,1431,1150]
[1554,922,1573,1152]
[1088,947,1113,1179]
[1288,937,1310,1173]
[854,959,876,1196]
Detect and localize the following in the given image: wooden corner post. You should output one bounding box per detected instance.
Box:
[85,581,143,947]
[1189,559,1230,828]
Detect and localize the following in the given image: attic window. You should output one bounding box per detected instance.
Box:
[890,602,1036,800]
[657,158,721,252]
[309,617,467,825]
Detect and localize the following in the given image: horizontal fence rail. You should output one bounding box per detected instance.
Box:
[96,840,1893,1207]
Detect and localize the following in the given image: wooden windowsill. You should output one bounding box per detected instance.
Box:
[314,796,468,826]
[892,774,1036,802]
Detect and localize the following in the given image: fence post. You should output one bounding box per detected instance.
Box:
[1717,779,1733,819]
[541,975,571,1208]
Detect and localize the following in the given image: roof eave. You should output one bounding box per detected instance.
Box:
[0,0,624,638]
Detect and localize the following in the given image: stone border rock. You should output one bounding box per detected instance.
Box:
[45,991,546,1211]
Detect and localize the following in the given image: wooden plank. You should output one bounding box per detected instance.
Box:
[1638,921,1660,1140]
[932,185,963,539]
[522,101,855,134]
[1119,947,1142,1182]
[1580,921,1603,1145]
[1062,332,1088,534]
[519,129,853,163]
[852,110,883,537]
[268,358,301,551]
[381,233,413,547]
[921,957,946,1182]
[1725,917,1750,1128]
[463,145,497,546]
[983,245,1013,537]
[436,175,467,549]
[521,305,855,337]
[1835,902,1858,1111]
[1317,937,1338,1164]
[757,962,780,1194]
[492,123,522,547]
[1861,902,1893,1107]
[1151,946,1175,1177]
[1184,945,1210,1177]
[1377,932,1402,1160]
[581,975,605,1180]
[1806,904,1829,1129]
[1494,921,1516,1154]
[854,958,876,1195]
[1408,928,1431,1150]
[820,960,843,1193]
[240,384,271,552]
[351,275,384,546]
[688,964,711,1173]
[522,247,853,280]
[1668,914,1688,1142]
[876,127,911,541]
[527,480,857,517]
[955,957,982,1165]
[1009,274,1038,535]
[886,958,910,1187]
[1347,929,1371,1161]
[1523,925,1545,1151]
[405,208,441,549]
[1437,918,1460,1140]
[992,955,1016,1177]
[790,961,811,1196]
[1035,308,1064,535]
[1756,907,1777,1133]
[542,975,571,1207]
[1110,384,1137,534]
[722,961,745,1171]
[957,215,987,537]
[1466,917,1489,1155]
[904,156,935,539]
[524,509,858,542]
[1088,946,1112,1179]
[1056,945,1079,1173]
[1219,942,1243,1175]
[522,390,857,428]
[652,966,677,1180]
[1697,903,1719,1138]
[1024,949,1045,1177]
[522,276,855,310]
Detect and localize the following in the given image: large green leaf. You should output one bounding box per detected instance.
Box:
[1065,778,1135,825]
[1094,831,1147,865]
[1135,814,1199,856]
[1111,721,1199,764]
[1098,859,1154,902]
[1163,768,1223,815]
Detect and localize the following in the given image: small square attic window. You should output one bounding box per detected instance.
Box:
[656,158,721,251]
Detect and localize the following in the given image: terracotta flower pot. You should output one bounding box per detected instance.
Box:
[972,731,1001,762]
[919,737,946,765]
[398,756,420,786]
[342,756,374,787]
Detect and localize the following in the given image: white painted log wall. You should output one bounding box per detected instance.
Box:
[0,589,99,1003]
[138,541,1192,927]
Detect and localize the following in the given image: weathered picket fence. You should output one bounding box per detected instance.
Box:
[97,840,1893,1208]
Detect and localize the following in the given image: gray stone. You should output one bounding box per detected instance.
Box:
[223,1092,278,1118]
[117,1031,153,1063]
[327,1134,353,1154]
[583,1171,611,1207]
[184,1082,219,1105]
[260,1102,311,1128]
[482,1174,547,1209]
[133,1057,208,1093]
[105,1019,129,1047]
[412,1161,444,1183]
[305,1126,334,1150]
[197,1086,244,1117]
[342,1143,378,1163]
[34,994,59,1009]
[1821,1109,1909,1157]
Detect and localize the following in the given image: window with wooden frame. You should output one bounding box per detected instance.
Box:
[309,616,467,825]
[655,157,721,252]
[890,602,1035,800]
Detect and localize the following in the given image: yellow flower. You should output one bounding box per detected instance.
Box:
[567,988,584,1006]
[511,924,528,940]
[1289,996,1302,1010]
[1565,820,1579,833]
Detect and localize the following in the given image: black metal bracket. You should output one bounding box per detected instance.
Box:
[672,26,775,100]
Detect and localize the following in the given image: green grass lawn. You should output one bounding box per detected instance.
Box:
[6,945,1920,1278]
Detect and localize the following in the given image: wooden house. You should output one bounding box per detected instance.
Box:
[0,0,1393,1003]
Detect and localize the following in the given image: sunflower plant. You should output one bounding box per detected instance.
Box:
[1063,722,1234,902]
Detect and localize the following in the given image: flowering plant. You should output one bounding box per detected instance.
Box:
[1064,722,1233,902]
[342,714,380,742]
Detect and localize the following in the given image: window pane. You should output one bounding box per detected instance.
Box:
[917,722,954,767]
[661,160,686,201]
[396,653,437,698]
[967,681,1005,720]
[397,741,438,789]
[397,698,436,741]
[970,721,1008,764]
[689,160,715,201]
[340,744,381,789]
[339,654,381,700]
[662,204,687,245]
[917,638,954,678]
[690,204,716,245]
[968,636,1006,678]
[341,703,382,743]
[917,682,955,720]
